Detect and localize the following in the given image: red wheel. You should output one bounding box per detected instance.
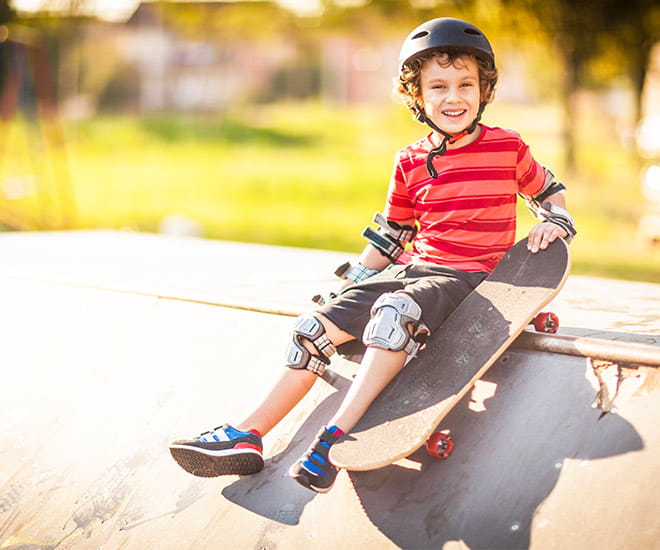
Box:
[426,430,454,459]
[533,312,559,333]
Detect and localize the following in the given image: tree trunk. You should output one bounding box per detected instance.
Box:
[560,53,579,174]
[630,43,651,126]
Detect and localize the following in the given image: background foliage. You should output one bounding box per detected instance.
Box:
[1,0,660,282]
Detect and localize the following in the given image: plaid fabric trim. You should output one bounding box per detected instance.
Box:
[344,264,380,283]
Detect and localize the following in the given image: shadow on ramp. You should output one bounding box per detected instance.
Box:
[221,364,354,526]
[346,349,645,549]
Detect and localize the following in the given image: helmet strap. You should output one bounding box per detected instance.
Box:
[418,101,487,178]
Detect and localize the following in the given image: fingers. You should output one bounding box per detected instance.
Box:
[527,222,567,253]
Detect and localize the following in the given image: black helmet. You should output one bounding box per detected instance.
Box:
[399,17,495,71]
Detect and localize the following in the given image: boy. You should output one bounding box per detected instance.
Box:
[169,17,575,493]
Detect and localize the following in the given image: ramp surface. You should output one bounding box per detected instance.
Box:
[0,231,658,549]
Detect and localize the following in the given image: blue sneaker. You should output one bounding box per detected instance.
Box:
[169,424,263,478]
[289,425,343,493]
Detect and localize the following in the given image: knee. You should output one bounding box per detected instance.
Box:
[284,314,336,376]
[362,292,429,364]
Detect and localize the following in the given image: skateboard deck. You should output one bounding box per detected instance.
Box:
[330,237,570,471]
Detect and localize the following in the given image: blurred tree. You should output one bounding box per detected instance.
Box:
[157,0,297,42]
[319,0,471,36]
[1,1,16,115]
[600,0,660,124]
[501,0,660,171]
[0,0,15,25]
[500,0,604,171]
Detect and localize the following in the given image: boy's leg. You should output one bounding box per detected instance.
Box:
[325,271,486,433]
[233,368,317,435]
[289,314,412,493]
[234,314,354,436]
[169,315,354,478]
[326,346,407,433]
[289,345,407,493]
[290,276,465,492]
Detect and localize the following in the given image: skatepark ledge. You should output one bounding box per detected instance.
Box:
[0,231,658,550]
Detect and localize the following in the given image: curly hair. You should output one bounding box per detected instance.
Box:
[395,47,498,116]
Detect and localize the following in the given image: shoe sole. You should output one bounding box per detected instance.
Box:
[288,463,334,494]
[169,446,264,478]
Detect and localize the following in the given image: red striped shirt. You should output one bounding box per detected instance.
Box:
[384,125,544,272]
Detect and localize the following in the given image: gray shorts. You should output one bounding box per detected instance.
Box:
[318,263,487,341]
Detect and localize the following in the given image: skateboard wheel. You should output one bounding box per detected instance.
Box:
[533,312,559,333]
[426,430,454,459]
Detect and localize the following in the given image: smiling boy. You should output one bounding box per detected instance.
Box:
[169,17,576,493]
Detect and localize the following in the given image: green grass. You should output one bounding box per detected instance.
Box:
[2,101,660,283]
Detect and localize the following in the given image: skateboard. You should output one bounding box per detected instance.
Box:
[330,237,570,471]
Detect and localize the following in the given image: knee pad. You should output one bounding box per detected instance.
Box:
[362,292,429,364]
[285,314,336,376]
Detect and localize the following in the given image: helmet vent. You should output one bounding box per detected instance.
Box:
[411,31,429,40]
[463,28,482,36]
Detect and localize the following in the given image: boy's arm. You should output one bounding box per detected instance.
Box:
[358,243,396,271]
[335,215,416,290]
[335,244,394,291]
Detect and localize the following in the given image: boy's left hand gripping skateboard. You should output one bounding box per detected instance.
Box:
[330,237,570,471]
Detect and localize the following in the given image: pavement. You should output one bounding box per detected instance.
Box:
[0,231,658,550]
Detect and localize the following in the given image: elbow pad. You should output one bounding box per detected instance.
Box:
[520,167,567,216]
[362,212,416,263]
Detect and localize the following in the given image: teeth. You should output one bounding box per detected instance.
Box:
[444,110,465,116]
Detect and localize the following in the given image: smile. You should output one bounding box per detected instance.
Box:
[442,109,467,117]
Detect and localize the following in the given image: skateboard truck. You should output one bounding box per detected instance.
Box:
[531,311,559,333]
[426,430,454,459]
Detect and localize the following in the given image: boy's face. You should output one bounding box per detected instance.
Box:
[419,54,481,137]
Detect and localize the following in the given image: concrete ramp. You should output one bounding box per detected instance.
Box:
[0,232,658,549]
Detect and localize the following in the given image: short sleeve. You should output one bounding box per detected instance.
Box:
[515,138,544,197]
[383,151,415,222]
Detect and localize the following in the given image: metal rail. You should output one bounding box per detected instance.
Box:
[513,331,660,367]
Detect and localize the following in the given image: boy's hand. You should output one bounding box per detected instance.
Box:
[527,222,567,253]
